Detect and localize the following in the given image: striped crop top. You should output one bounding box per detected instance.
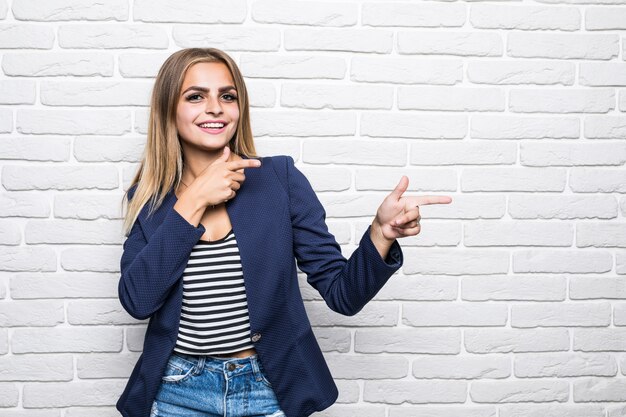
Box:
[173,228,254,356]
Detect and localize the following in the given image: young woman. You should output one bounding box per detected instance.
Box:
[116,48,452,417]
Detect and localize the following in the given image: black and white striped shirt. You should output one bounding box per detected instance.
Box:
[173,228,254,355]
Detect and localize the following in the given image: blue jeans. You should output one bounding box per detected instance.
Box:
[150,351,285,417]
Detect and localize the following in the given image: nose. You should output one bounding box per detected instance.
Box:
[204,95,223,115]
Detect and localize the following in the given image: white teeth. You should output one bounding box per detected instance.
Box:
[199,123,225,128]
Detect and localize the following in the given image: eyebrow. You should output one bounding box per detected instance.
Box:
[181,85,237,95]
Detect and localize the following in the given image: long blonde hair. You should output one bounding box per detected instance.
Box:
[121,48,258,237]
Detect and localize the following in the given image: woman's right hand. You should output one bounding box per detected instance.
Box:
[187,146,262,207]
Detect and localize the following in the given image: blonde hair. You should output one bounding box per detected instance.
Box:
[121,48,257,237]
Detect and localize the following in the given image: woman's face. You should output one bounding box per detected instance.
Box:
[176,62,240,155]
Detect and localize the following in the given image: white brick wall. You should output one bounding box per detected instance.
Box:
[2,0,626,415]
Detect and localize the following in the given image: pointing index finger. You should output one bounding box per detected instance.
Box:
[409,195,453,206]
[227,159,262,172]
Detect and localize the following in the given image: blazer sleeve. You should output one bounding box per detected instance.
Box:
[118,185,206,320]
[285,155,403,316]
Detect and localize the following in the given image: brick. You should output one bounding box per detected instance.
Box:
[355,168,456,190]
[60,246,121,272]
[252,0,357,26]
[580,63,626,86]
[412,355,510,379]
[364,380,467,404]
[172,26,279,51]
[403,249,509,275]
[499,405,604,417]
[399,87,504,112]
[465,220,573,246]
[471,115,579,139]
[508,33,618,60]
[324,354,408,379]
[0,80,36,104]
[574,378,626,401]
[389,407,495,417]
[0,246,56,272]
[467,60,574,85]
[10,273,117,299]
[586,7,626,30]
[515,353,617,377]
[523,142,626,166]
[374,276,458,301]
[68,299,143,325]
[0,108,12,132]
[462,276,566,301]
[0,354,73,381]
[2,53,113,77]
[12,0,128,21]
[509,194,617,220]
[241,55,345,79]
[286,28,392,53]
[118,53,170,78]
[302,139,405,166]
[362,112,466,139]
[462,168,566,192]
[571,277,626,299]
[403,303,507,327]
[74,136,144,163]
[362,3,465,27]
[510,88,614,113]
[0,300,64,327]
[0,220,20,244]
[12,328,122,353]
[570,168,626,192]
[512,303,610,328]
[17,109,130,135]
[298,167,351,192]
[305,301,397,326]
[574,329,626,351]
[465,329,570,353]
[41,81,152,106]
[23,380,127,407]
[585,116,626,139]
[355,328,461,354]
[251,110,355,137]
[281,83,392,110]
[76,352,140,378]
[58,25,167,49]
[513,250,612,273]
[0,382,18,406]
[471,4,580,30]
[2,165,118,191]
[578,223,626,247]
[133,0,245,23]
[397,32,502,56]
[351,56,462,85]
[471,380,568,403]
[311,327,351,353]
[0,24,54,49]
[0,137,69,161]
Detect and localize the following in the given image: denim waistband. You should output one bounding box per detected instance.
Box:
[171,350,265,376]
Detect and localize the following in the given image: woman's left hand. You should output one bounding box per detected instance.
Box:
[373,176,453,241]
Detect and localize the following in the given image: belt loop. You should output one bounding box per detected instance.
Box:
[194,355,205,375]
[249,355,263,382]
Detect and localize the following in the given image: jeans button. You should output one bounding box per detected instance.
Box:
[227,363,236,371]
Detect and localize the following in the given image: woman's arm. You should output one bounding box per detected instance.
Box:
[283,156,403,316]
[118,185,206,320]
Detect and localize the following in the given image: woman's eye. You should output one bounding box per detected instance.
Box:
[187,94,202,101]
[223,93,237,101]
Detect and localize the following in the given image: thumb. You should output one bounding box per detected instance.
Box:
[212,146,230,165]
[390,176,408,200]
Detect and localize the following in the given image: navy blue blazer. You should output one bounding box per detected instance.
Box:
[116,154,403,417]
